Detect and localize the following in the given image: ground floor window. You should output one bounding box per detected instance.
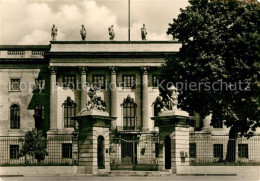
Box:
[10,145,19,159]
[62,143,72,158]
[238,144,248,158]
[213,144,223,159]
[189,143,196,158]
[98,136,105,169]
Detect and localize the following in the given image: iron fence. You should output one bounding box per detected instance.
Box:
[189,133,260,165]
[0,134,78,166]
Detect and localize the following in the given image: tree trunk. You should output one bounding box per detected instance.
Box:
[225,126,237,162]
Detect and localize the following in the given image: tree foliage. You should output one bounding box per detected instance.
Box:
[19,129,48,163]
[160,0,260,138]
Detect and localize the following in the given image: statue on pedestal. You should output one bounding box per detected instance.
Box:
[51,24,58,41]
[108,25,115,41]
[79,87,106,115]
[80,25,87,40]
[141,24,147,40]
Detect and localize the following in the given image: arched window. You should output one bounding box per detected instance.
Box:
[121,95,137,130]
[63,97,77,128]
[97,136,105,169]
[34,105,45,130]
[10,104,20,129]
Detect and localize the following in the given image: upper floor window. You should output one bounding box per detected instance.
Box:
[63,97,77,128]
[152,75,160,87]
[10,104,20,129]
[63,75,76,89]
[10,79,20,91]
[34,105,45,130]
[122,75,136,89]
[92,74,106,89]
[10,145,19,159]
[35,78,45,91]
[121,95,137,130]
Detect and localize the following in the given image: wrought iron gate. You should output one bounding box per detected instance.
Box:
[110,134,159,170]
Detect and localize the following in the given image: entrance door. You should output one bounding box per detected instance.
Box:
[121,135,137,164]
[164,136,171,169]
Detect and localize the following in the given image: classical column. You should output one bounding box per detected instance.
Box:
[109,66,118,129]
[49,66,58,130]
[79,66,88,111]
[141,67,149,131]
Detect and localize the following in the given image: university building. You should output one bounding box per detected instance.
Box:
[0,41,259,173]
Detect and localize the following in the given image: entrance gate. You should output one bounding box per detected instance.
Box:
[110,134,159,170]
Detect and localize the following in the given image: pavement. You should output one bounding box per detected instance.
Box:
[0,175,260,181]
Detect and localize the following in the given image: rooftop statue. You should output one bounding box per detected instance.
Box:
[51,24,58,41]
[108,25,115,41]
[80,25,87,40]
[141,24,147,40]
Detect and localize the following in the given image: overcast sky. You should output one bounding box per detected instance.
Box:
[0,0,189,45]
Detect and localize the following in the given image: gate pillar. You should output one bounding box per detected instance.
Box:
[75,110,116,174]
[152,115,191,173]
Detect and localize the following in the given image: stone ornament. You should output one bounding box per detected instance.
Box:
[51,24,58,41]
[48,66,57,75]
[80,25,87,40]
[79,66,88,75]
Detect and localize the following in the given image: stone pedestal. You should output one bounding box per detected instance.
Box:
[75,110,116,174]
[152,110,191,174]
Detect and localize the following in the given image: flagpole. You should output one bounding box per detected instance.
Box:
[128,0,130,41]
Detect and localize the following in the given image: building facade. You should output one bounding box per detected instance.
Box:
[0,41,259,172]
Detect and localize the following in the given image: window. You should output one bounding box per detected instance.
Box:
[63,75,76,89]
[213,120,223,128]
[10,104,20,129]
[152,75,160,87]
[189,143,196,158]
[213,144,223,158]
[238,144,248,158]
[62,143,72,158]
[10,79,20,91]
[63,97,77,128]
[122,75,136,89]
[92,74,106,89]
[121,95,136,130]
[34,105,45,130]
[10,145,19,159]
[35,78,45,90]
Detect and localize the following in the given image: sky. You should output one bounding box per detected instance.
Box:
[0,0,189,45]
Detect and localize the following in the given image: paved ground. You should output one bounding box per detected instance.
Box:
[0,176,260,181]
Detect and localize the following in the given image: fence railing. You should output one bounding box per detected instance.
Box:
[0,134,78,166]
[189,133,260,165]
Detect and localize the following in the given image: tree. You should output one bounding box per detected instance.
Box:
[19,129,48,163]
[160,0,260,162]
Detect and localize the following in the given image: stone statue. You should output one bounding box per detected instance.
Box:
[51,24,58,41]
[108,25,115,41]
[80,25,87,40]
[80,87,106,113]
[141,24,147,40]
[167,85,179,110]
